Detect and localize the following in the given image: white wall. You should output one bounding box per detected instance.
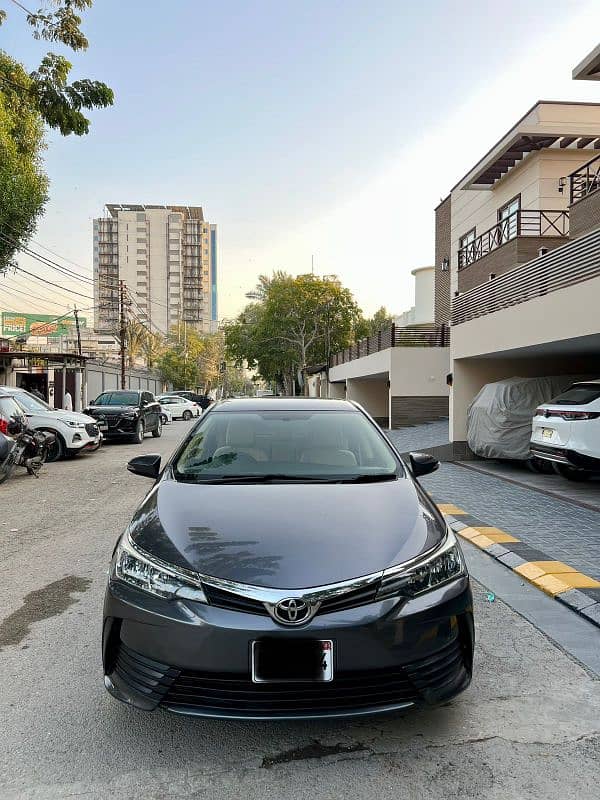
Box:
[346,378,389,422]
[389,347,450,397]
[329,349,391,382]
[412,266,435,324]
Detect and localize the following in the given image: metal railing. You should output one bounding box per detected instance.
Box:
[569,153,600,204]
[452,226,600,325]
[329,324,450,367]
[458,209,569,269]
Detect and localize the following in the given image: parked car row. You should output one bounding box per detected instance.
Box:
[0,387,208,478]
[467,377,600,482]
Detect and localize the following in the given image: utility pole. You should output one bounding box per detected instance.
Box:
[73,305,82,357]
[119,280,126,389]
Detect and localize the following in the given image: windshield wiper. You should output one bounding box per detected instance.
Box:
[335,473,398,483]
[177,473,334,484]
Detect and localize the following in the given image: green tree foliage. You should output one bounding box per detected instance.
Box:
[355,306,394,339]
[223,273,362,395]
[0,53,48,272]
[0,1,113,268]
[157,325,205,390]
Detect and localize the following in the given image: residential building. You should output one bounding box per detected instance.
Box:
[326,267,450,427]
[394,266,435,327]
[435,101,600,445]
[93,204,217,335]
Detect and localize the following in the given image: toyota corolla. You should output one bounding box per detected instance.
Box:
[103,398,474,719]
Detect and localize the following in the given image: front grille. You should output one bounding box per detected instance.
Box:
[85,423,99,437]
[203,584,267,616]
[113,642,179,702]
[202,579,382,619]
[163,665,418,715]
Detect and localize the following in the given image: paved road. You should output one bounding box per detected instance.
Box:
[1,421,600,799]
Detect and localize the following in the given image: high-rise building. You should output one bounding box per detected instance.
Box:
[93,204,217,335]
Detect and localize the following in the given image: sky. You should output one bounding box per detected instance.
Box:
[1,0,600,323]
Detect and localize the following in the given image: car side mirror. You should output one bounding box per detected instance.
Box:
[409,452,440,478]
[127,453,162,479]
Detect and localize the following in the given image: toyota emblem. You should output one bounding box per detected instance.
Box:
[273,598,311,625]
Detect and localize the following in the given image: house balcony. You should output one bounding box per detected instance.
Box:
[329,324,450,367]
[457,210,569,292]
[568,153,600,240]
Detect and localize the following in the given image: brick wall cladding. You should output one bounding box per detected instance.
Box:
[434,196,451,324]
[391,396,449,428]
[570,191,600,240]
[457,236,567,293]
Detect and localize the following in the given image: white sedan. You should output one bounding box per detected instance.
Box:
[158,404,173,425]
[157,395,201,420]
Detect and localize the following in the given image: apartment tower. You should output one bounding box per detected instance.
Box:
[93,204,217,334]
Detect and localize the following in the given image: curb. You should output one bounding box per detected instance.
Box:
[435,501,600,629]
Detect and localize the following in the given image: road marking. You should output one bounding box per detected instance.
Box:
[437,503,467,515]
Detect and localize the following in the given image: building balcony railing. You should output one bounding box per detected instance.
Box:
[329,324,450,367]
[569,152,600,204]
[452,226,600,325]
[458,210,569,269]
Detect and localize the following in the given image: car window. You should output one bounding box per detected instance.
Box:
[94,392,140,406]
[550,384,600,406]
[142,392,154,404]
[0,396,26,419]
[12,391,51,413]
[173,410,401,481]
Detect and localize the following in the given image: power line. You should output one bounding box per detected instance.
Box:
[13,265,94,300]
[0,224,94,281]
[0,279,75,309]
[0,231,94,285]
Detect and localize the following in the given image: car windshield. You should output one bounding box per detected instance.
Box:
[13,391,52,412]
[0,396,26,419]
[550,383,600,406]
[93,392,139,406]
[173,410,401,482]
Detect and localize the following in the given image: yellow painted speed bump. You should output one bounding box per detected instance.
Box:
[515,563,547,581]
[533,574,573,596]
[515,560,600,595]
[529,561,577,575]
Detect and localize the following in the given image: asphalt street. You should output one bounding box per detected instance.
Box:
[1,420,599,799]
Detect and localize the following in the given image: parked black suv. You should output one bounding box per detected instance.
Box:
[164,390,213,410]
[84,390,162,443]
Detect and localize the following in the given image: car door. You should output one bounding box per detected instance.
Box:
[141,392,158,429]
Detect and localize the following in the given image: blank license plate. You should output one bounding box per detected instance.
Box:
[542,428,554,439]
[252,639,333,683]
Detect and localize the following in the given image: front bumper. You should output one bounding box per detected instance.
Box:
[92,415,139,437]
[103,577,474,719]
[64,423,102,452]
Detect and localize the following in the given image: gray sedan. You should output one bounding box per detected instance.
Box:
[102,398,474,719]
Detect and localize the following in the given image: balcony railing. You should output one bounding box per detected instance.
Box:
[458,210,569,269]
[452,226,600,325]
[569,153,600,204]
[329,324,449,367]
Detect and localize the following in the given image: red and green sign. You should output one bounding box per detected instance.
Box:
[1,312,87,339]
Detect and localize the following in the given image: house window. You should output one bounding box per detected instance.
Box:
[498,195,520,243]
[459,228,476,268]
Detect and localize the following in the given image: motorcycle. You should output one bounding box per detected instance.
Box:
[0,415,55,485]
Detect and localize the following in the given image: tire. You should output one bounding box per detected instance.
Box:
[132,420,145,444]
[183,410,192,421]
[552,462,592,482]
[0,451,17,484]
[160,413,168,425]
[43,431,64,463]
[152,418,162,438]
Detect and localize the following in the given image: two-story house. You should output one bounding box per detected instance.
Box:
[435,101,600,446]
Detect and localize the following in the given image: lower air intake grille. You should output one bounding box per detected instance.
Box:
[113,642,179,702]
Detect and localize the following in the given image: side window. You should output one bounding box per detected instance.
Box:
[458,228,476,268]
[498,195,520,243]
[142,392,154,405]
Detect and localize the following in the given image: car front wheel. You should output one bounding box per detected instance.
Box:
[160,413,168,425]
[43,431,64,462]
[183,410,192,421]
[152,419,162,438]
[132,420,145,444]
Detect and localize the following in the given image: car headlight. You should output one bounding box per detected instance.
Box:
[111,533,207,602]
[378,529,466,599]
[63,420,86,429]
[122,411,139,419]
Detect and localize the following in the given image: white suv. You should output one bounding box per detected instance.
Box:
[0,387,102,462]
[530,380,600,481]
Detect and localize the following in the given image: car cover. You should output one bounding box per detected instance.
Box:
[467,376,581,461]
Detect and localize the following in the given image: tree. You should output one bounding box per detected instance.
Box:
[355,306,394,339]
[157,325,205,390]
[0,53,48,272]
[0,0,113,268]
[223,273,362,395]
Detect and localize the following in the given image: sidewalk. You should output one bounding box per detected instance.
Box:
[385,423,600,582]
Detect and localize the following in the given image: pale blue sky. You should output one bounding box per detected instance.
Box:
[2,0,600,319]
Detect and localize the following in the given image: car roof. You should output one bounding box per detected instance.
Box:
[572,379,600,385]
[101,389,142,394]
[211,398,358,412]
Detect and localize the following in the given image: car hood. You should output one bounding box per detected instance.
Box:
[85,404,138,414]
[43,408,96,424]
[128,477,445,589]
